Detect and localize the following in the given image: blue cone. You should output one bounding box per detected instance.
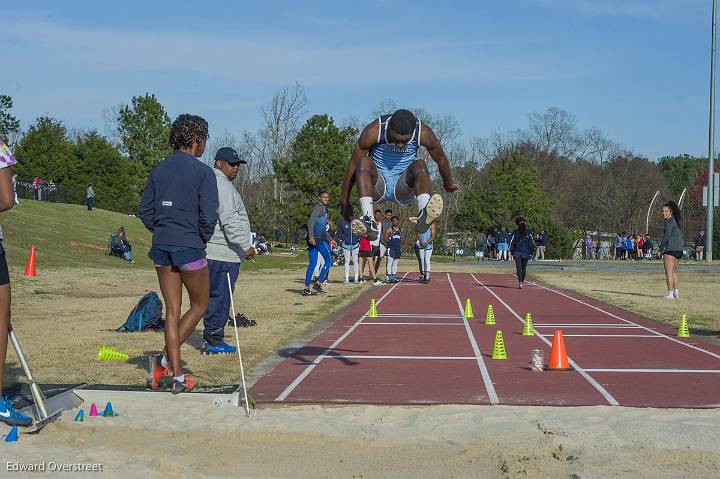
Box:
[4,426,18,442]
[74,409,84,422]
[102,402,113,417]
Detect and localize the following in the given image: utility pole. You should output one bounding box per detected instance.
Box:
[707,0,717,261]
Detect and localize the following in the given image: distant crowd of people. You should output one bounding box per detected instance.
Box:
[475,228,548,261]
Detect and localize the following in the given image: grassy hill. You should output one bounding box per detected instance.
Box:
[1,200,303,271]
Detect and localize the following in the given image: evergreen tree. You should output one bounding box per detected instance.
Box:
[73,131,138,213]
[274,114,357,224]
[0,95,21,145]
[14,116,76,184]
[115,93,172,190]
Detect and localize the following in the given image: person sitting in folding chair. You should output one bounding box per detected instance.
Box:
[108,226,133,262]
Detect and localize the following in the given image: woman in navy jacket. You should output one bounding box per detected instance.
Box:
[139,114,219,394]
[509,216,536,289]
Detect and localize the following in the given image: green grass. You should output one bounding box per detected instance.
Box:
[2,200,299,271]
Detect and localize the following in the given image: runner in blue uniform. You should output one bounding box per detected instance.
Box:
[340,109,458,240]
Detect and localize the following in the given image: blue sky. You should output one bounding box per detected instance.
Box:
[1,0,715,160]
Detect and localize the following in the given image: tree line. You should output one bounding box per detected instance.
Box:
[1,90,717,256]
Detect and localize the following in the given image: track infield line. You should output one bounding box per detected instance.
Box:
[471,273,620,406]
[274,273,408,401]
[447,273,499,405]
[528,281,720,361]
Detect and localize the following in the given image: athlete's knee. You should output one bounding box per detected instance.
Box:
[410,160,430,177]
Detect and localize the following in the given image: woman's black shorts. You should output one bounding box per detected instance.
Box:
[663,250,683,260]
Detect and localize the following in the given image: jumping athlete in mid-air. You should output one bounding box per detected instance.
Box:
[340,109,458,241]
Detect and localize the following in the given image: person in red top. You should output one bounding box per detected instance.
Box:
[358,235,377,284]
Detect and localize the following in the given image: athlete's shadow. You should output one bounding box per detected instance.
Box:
[278,346,367,366]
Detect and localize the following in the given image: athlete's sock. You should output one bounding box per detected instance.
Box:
[161,355,169,369]
[360,197,373,219]
[173,375,185,383]
[417,193,430,213]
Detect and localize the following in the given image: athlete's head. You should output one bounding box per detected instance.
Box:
[318,190,330,206]
[374,209,382,221]
[384,208,393,219]
[388,109,416,148]
[391,215,400,227]
[662,200,681,222]
[169,114,209,157]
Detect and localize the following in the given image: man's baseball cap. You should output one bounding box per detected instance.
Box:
[214,147,246,165]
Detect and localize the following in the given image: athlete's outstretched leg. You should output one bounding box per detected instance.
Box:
[351,154,381,240]
[403,160,443,234]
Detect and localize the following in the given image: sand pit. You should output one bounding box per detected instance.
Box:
[3,393,719,478]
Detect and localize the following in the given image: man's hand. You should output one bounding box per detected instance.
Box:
[309,237,316,246]
[443,181,459,193]
[244,247,256,259]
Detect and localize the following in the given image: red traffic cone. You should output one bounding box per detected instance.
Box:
[23,245,37,278]
[546,330,573,371]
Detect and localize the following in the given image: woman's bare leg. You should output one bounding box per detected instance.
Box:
[156,266,183,377]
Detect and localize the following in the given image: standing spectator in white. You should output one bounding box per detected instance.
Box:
[201,147,255,354]
[86,183,95,211]
[11,174,18,205]
[415,222,435,283]
[337,215,360,284]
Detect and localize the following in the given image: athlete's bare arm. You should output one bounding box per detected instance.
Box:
[420,124,458,193]
[340,121,379,220]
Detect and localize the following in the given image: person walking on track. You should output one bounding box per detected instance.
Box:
[509,217,536,289]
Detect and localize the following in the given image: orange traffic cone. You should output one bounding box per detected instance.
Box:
[23,245,37,278]
[546,330,573,371]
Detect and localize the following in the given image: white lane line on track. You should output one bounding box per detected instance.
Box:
[533,323,639,327]
[375,313,462,318]
[330,355,477,360]
[583,368,720,373]
[275,273,409,401]
[470,273,620,406]
[527,281,720,361]
[540,334,662,338]
[359,322,465,326]
[447,273,499,405]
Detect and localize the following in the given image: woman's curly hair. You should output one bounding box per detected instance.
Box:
[168,114,209,150]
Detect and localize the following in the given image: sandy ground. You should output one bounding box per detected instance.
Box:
[2,399,719,479]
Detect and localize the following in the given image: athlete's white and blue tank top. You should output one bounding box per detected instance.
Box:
[370,114,421,204]
[417,228,433,251]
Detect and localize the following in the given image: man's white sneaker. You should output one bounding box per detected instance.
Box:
[416,194,444,233]
[662,292,675,300]
[673,289,679,298]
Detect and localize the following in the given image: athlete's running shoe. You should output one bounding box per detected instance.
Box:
[171,374,195,395]
[0,396,32,427]
[373,279,383,286]
[312,282,325,294]
[147,353,171,390]
[201,341,237,355]
[416,194,444,234]
[351,216,379,241]
[302,288,315,296]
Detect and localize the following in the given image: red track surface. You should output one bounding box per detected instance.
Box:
[250,273,720,407]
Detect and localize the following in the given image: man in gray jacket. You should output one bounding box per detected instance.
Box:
[201,147,256,354]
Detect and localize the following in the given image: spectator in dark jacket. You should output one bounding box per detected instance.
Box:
[660,201,683,300]
[535,230,547,260]
[139,114,218,394]
[509,216,536,289]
